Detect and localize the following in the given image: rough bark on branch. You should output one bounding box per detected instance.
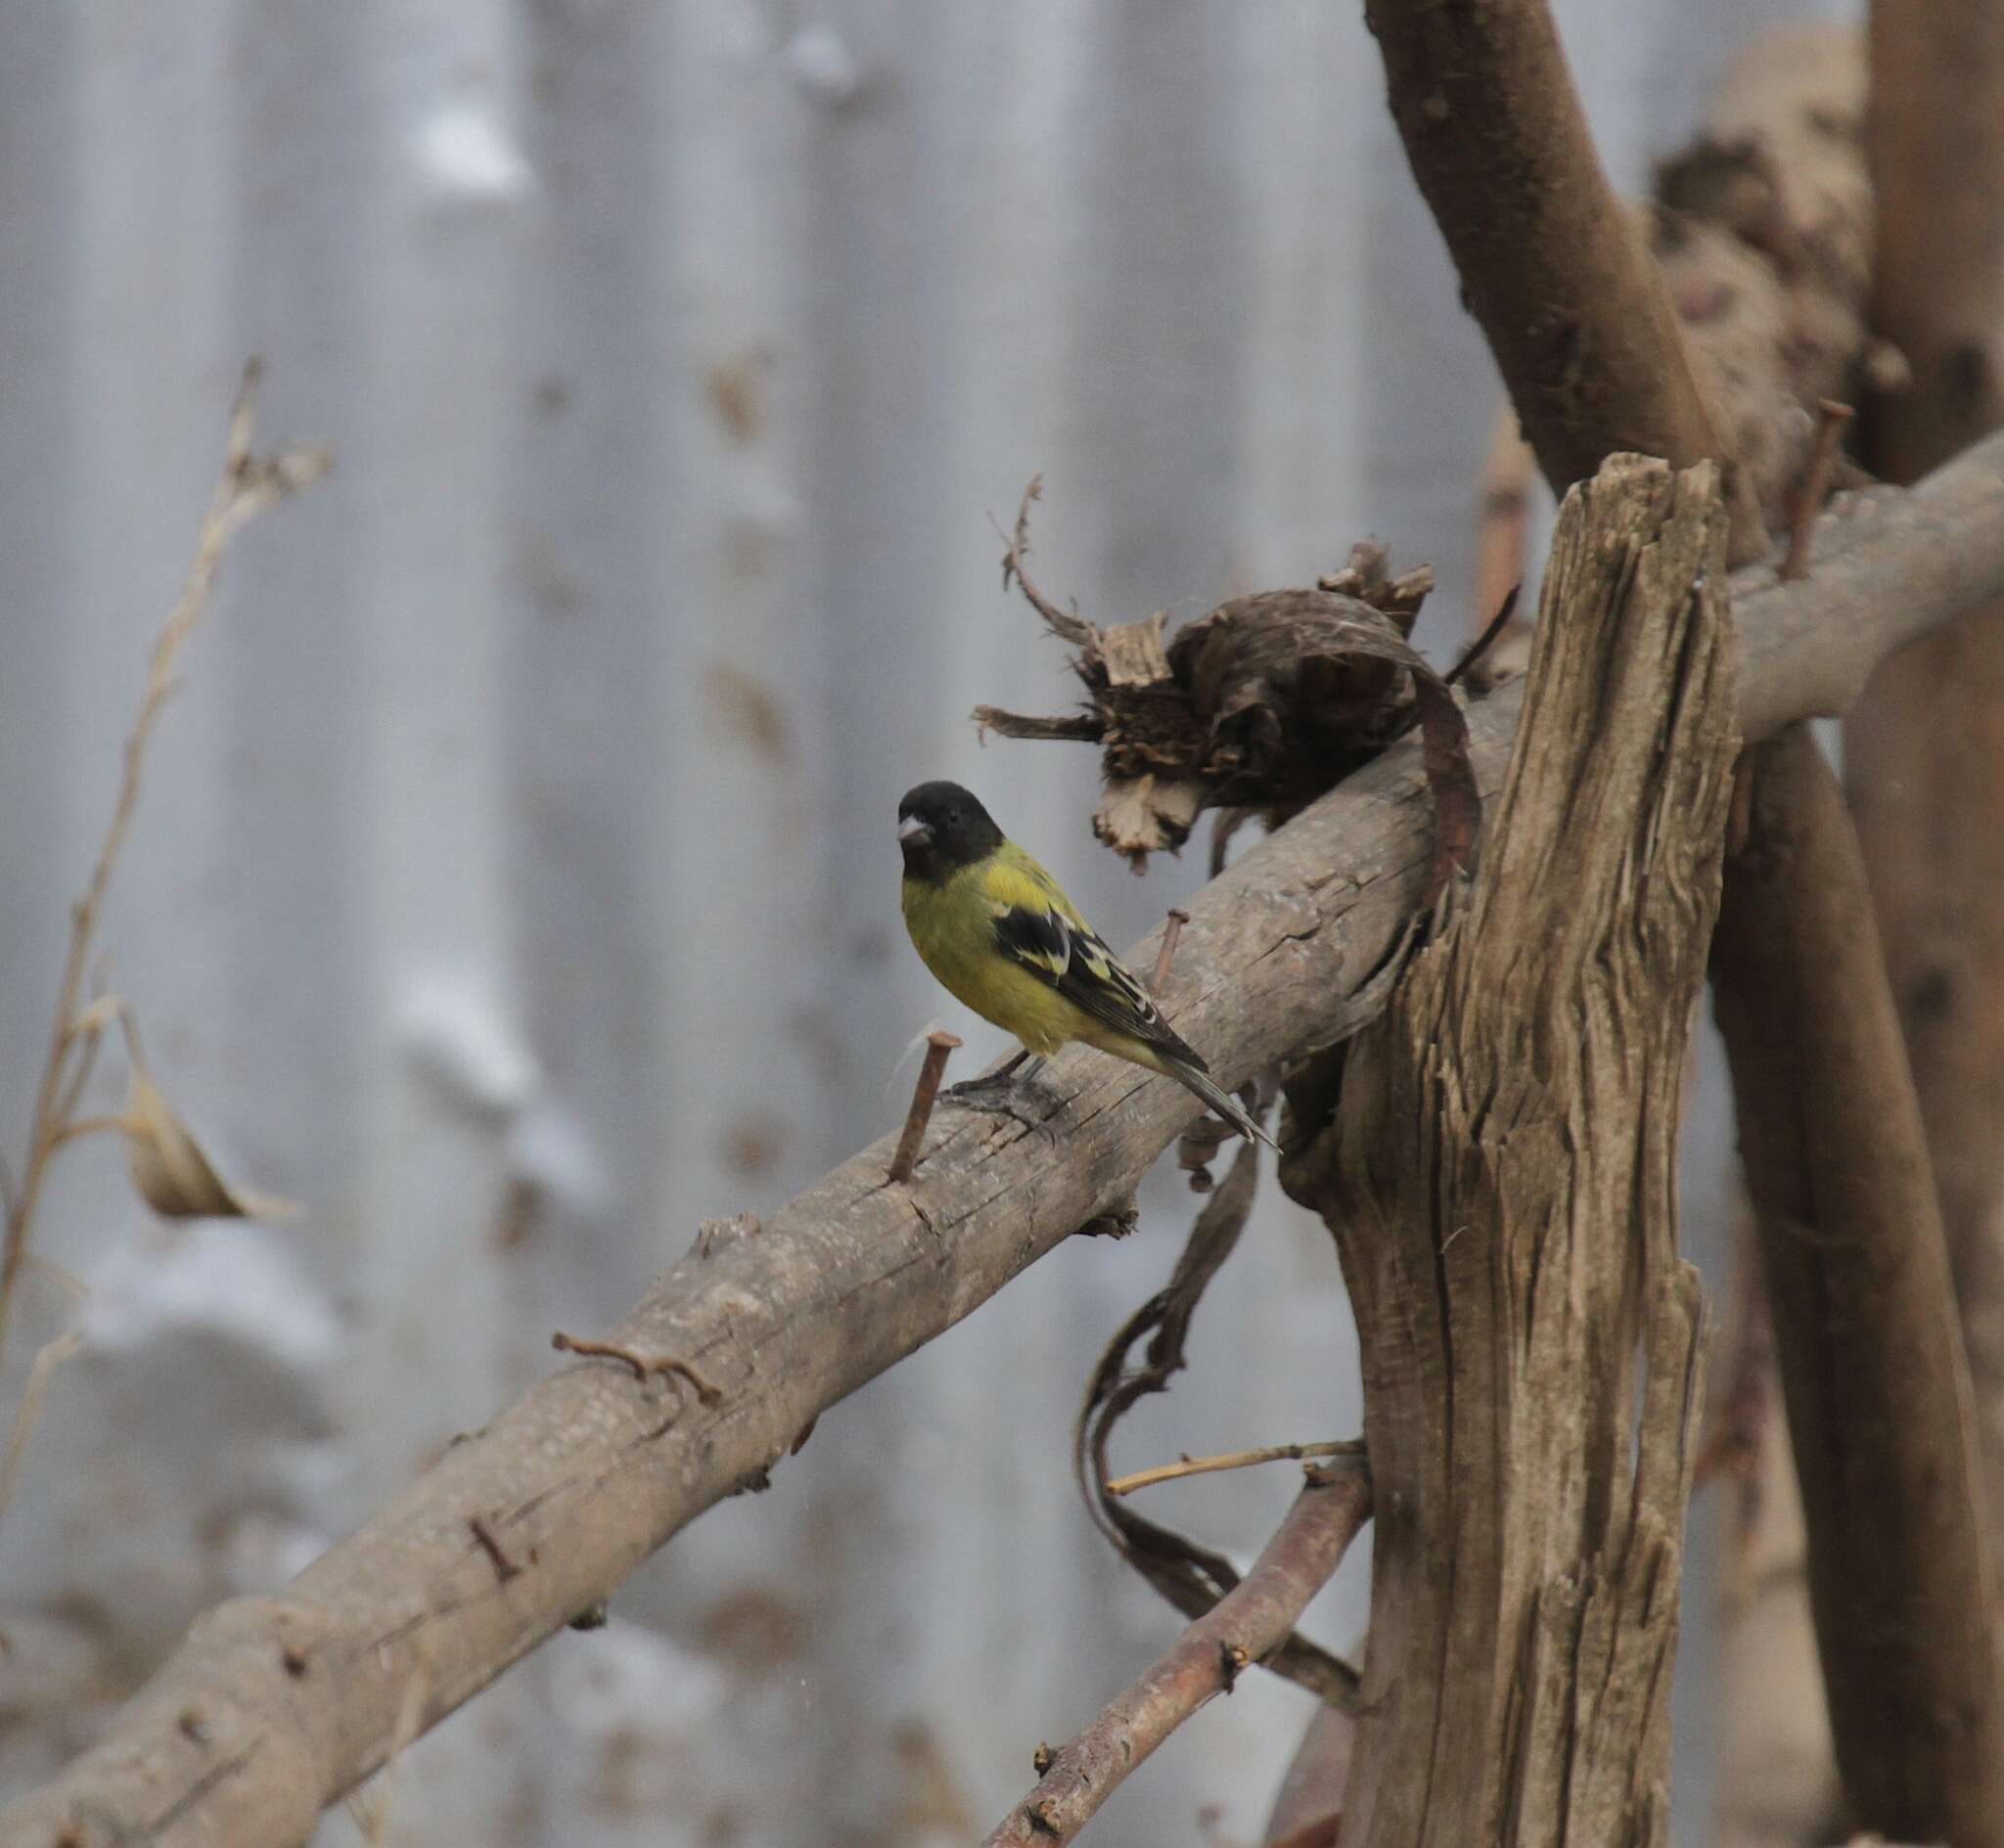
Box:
[1848,0,2004,1567]
[1711,724,2004,1843]
[982,1465,1372,1848]
[12,428,2004,1847]
[1283,455,1731,1848]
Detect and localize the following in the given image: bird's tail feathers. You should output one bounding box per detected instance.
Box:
[1161,1055,1278,1150]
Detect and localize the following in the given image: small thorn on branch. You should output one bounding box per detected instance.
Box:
[1781,399,1856,582]
[549,1331,723,1405]
[467,1514,523,1585]
[888,1031,961,1184]
[1152,910,1190,994]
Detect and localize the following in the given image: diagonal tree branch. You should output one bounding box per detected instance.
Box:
[1361,0,1767,557]
[1710,722,2004,1838]
[10,429,2004,1847]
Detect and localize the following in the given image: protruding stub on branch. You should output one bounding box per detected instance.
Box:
[888,1031,961,1185]
[976,485,1477,894]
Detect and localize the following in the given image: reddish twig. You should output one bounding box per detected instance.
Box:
[1151,910,1190,993]
[983,1465,1372,1848]
[1781,399,1856,581]
[888,1031,961,1184]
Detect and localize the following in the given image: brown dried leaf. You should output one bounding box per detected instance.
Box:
[118,1017,296,1221]
[1169,589,1477,896]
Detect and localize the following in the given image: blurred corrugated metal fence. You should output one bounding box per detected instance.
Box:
[0,1,1841,1840]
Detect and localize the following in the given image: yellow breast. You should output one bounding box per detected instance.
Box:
[901,869,1083,1057]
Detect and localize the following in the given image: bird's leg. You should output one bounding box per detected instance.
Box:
[942,1048,1028,1098]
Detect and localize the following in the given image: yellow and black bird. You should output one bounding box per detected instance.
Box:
[896,781,1275,1147]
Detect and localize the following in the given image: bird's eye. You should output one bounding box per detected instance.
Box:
[948,808,961,824]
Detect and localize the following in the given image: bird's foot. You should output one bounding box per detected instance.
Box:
[940,1064,1052,1132]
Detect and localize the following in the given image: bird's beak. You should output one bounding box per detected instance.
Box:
[897,814,933,847]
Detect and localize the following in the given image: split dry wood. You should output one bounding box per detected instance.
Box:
[11,428,2004,1847]
[1281,455,1730,1848]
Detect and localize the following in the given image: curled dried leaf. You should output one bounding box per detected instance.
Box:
[1074,1136,1356,1707]
[118,1014,296,1221]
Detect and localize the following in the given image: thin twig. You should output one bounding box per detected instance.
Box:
[1151,910,1190,993]
[983,1466,1372,1848]
[888,1031,960,1184]
[50,1114,139,1147]
[1782,399,1856,582]
[1106,1439,1364,1499]
[0,361,330,1362]
[1445,584,1523,690]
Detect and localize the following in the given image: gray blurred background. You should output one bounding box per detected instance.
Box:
[0,2,1845,1841]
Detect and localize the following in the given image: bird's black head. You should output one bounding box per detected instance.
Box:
[897,781,1004,881]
